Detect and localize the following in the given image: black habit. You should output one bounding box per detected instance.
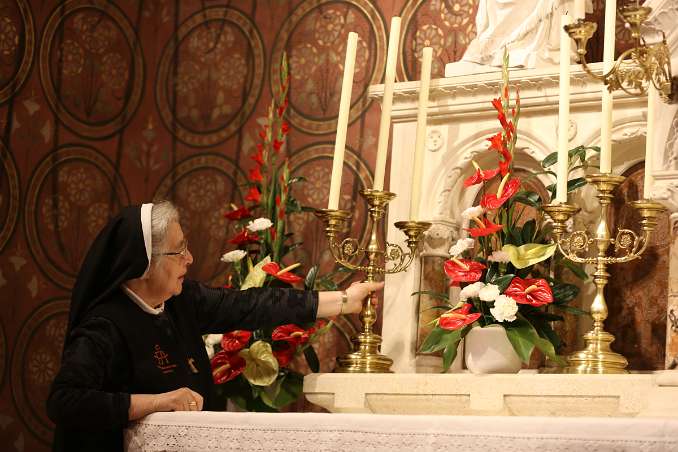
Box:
[47,205,318,452]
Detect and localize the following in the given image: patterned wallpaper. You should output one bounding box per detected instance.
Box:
[0,0,627,449]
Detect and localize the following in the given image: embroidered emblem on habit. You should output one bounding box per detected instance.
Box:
[187,357,199,374]
[154,344,177,374]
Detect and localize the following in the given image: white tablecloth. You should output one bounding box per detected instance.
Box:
[124,411,678,451]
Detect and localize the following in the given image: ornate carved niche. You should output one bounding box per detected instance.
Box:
[606,162,671,370]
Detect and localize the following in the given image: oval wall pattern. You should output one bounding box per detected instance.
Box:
[0,0,35,103]
[11,299,69,445]
[39,0,144,139]
[24,145,129,289]
[270,0,387,135]
[399,0,478,80]
[156,7,264,147]
[0,319,6,390]
[0,140,20,253]
[288,143,373,285]
[154,153,245,284]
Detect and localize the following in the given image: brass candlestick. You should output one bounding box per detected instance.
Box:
[543,173,666,374]
[564,4,675,102]
[315,189,430,373]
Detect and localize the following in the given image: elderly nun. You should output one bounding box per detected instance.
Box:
[47,201,381,452]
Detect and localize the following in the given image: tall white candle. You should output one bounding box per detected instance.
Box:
[556,14,572,204]
[644,85,657,199]
[410,47,433,221]
[599,0,616,174]
[574,0,586,20]
[374,17,401,191]
[328,32,358,210]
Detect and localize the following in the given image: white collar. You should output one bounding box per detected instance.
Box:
[140,203,153,276]
[121,283,164,315]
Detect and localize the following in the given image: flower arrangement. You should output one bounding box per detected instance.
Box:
[420,51,591,370]
[207,54,331,411]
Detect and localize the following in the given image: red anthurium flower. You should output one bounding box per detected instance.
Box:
[228,229,260,245]
[273,342,295,367]
[224,205,251,220]
[438,303,482,331]
[220,330,252,352]
[464,163,500,187]
[248,166,263,182]
[262,262,304,284]
[466,217,503,237]
[504,277,554,307]
[211,350,245,384]
[272,324,309,346]
[443,258,486,286]
[480,178,521,210]
[245,186,261,203]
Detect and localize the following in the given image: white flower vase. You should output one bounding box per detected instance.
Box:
[464,324,522,374]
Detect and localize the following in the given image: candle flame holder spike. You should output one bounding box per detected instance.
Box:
[315,189,431,373]
[564,4,676,103]
[543,173,666,374]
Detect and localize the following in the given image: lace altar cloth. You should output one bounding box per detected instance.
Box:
[124,411,678,451]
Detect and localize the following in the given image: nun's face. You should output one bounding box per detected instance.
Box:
[151,222,193,300]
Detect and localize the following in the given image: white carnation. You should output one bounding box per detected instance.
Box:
[488,250,510,263]
[448,238,475,257]
[205,334,223,346]
[459,281,486,300]
[479,284,500,302]
[461,205,485,220]
[490,295,518,323]
[221,249,247,263]
[246,217,273,232]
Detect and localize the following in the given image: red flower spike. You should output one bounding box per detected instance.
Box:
[262,262,304,284]
[211,350,245,384]
[220,330,252,352]
[464,166,500,187]
[224,206,252,220]
[245,186,261,203]
[480,178,521,209]
[438,303,482,331]
[504,277,554,307]
[251,151,264,166]
[443,258,486,286]
[248,166,263,182]
[281,121,290,134]
[275,195,281,206]
[466,217,503,237]
[228,229,260,245]
[273,139,283,152]
[272,324,310,346]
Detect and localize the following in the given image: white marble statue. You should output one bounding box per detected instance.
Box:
[445,0,592,76]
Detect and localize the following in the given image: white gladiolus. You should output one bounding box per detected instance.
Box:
[478,284,500,302]
[459,281,486,300]
[490,295,518,322]
[488,250,511,263]
[221,249,247,263]
[448,238,475,257]
[246,217,273,232]
[461,205,485,220]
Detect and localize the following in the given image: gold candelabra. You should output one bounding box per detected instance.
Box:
[543,173,666,374]
[315,189,430,373]
[564,3,676,102]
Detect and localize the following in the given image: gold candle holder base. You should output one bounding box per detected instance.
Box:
[543,175,665,374]
[315,190,430,373]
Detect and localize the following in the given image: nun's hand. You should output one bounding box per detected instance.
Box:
[343,281,384,314]
[155,387,203,412]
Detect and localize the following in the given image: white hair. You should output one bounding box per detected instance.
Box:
[148,200,180,272]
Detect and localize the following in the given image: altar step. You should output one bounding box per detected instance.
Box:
[303,371,678,417]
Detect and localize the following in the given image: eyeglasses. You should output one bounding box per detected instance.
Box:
[154,240,189,258]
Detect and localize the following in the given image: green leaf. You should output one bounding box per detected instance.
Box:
[567,177,587,193]
[542,151,558,168]
[303,344,320,373]
[241,256,272,290]
[512,191,541,208]
[420,326,448,353]
[551,282,580,303]
[442,341,460,371]
[552,304,590,316]
[560,259,589,280]
[502,243,556,269]
[421,305,455,312]
[505,321,536,364]
[305,265,319,290]
[521,219,536,243]
[490,274,515,292]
